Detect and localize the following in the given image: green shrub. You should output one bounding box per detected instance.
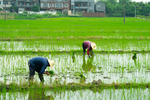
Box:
[56,11,62,15]
[9,6,18,12]
[0,8,3,11]
[35,15,42,18]
[50,14,59,17]
[32,5,40,12]
[23,11,28,16]
[78,12,83,17]
[42,13,51,18]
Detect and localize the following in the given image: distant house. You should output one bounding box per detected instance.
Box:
[71,0,95,13]
[95,1,105,13]
[40,0,71,13]
[17,0,39,12]
[82,1,105,17]
[0,0,105,15]
[0,0,12,10]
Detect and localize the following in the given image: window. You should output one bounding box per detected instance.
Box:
[3,1,8,4]
[0,1,1,4]
[55,3,63,8]
[82,4,86,7]
[34,3,37,5]
[41,3,49,7]
[26,3,31,6]
[41,0,49,2]
[50,3,54,7]
[89,3,93,7]
[64,0,68,1]
[64,4,68,7]
[19,2,24,5]
[97,5,101,7]
[55,0,63,2]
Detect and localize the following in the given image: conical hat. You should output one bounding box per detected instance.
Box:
[91,42,96,49]
[48,60,55,69]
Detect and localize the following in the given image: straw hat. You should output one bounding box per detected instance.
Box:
[48,60,55,69]
[91,42,96,49]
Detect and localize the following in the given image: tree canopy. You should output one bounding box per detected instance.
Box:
[32,5,40,12]
[9,6,18,12]
[99,0,150,16]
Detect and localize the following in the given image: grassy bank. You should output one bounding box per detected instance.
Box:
[0,82,150,92]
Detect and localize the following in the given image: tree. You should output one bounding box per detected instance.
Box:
[107,0,117,4]
[9,6,17,12]
[0,8,2,11]
[32,5,40,12]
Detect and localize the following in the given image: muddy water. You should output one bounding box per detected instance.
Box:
[0,41,150,51]
[0,88,149,100]
[0,53,150,85]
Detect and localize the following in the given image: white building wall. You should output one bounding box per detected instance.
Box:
[0,0,12,9]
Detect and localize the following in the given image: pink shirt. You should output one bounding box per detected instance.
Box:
[83,41,92,55]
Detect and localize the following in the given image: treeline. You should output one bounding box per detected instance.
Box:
[100,0,150,17]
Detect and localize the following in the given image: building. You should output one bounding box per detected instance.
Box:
[40,0,71,13]
[17,0,39,12]
[1,0,105,16]
[71,0,95,13]
[0,0,12,10]
[95,1,105,13]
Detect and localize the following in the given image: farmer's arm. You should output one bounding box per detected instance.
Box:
[87,48,90,55]
[40,64,49,75]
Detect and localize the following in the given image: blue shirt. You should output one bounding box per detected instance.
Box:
[29,57,49,74]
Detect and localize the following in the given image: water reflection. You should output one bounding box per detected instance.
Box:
[72,52,75,63]
[1,88,149,100]
[28,90,54,100]
[82,56,96,72]
[132,53,137,66]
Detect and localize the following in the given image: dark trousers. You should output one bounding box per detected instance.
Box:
[82,43,86,53]
[28,61,44,82]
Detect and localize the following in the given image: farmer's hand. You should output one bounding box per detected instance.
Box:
[46,72,50,75]
[44,71,50,75]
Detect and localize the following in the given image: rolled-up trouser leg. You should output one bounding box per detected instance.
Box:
[38,73,44,82]
[29,75,34,81]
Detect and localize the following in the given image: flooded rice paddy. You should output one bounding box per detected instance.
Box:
[0,53,150,85]
[0,40,150,51]
[1,88,149,100]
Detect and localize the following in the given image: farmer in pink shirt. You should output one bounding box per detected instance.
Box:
[82,41,96,58]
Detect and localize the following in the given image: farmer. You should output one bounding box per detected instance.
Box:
[82,41,96,58]
[28,57,55,83]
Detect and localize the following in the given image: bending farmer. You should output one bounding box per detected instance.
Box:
[28,57,55,83]
[82,41,96,58]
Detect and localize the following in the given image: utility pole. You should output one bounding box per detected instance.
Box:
[123,0,125,24]
[4,0,6,21]
[135,6,136,18]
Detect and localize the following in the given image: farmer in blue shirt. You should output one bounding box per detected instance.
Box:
[28,57,55,83]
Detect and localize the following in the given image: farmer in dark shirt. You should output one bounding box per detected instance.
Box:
[82,41,96,58]
[28,57,55,83]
